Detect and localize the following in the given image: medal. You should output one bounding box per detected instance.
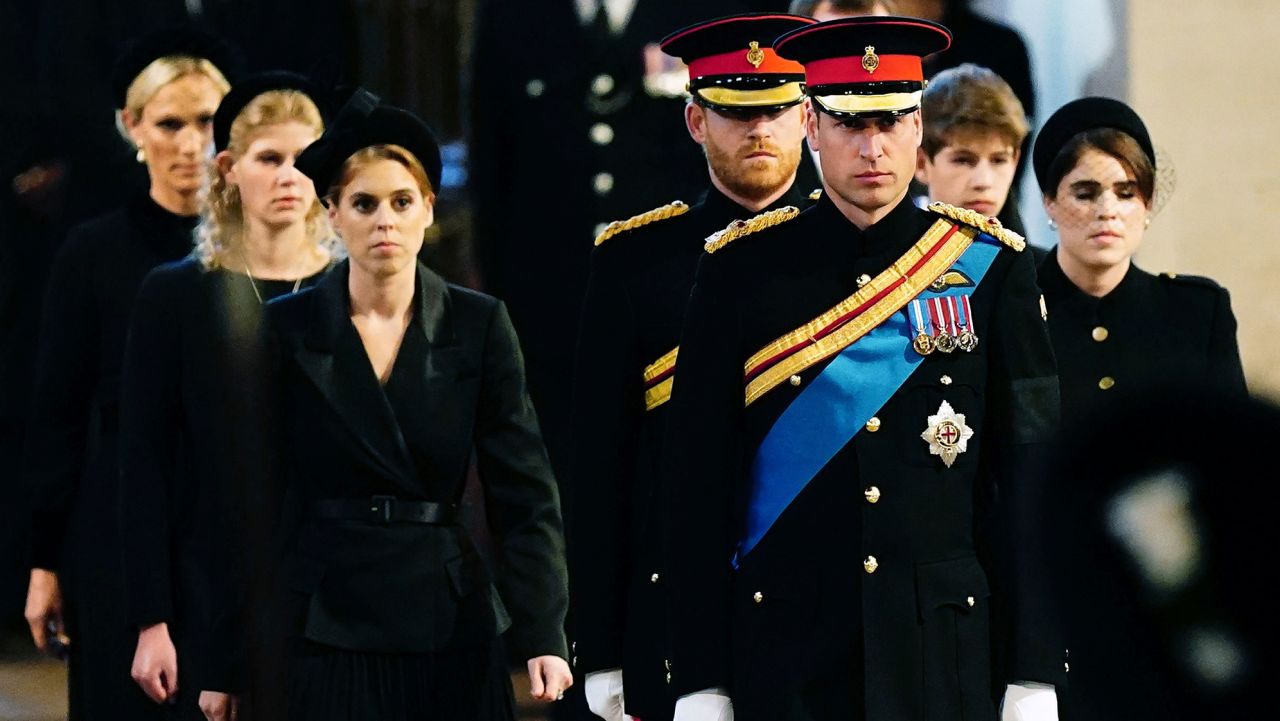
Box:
[910,300,934,355]
[921,400,974,468]
[930,298,956,353]
[955,295,979,352]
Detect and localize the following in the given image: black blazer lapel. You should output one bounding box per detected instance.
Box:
[292,263,418,489]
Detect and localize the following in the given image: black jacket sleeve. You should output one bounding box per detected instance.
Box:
[1208,287,1247,396]
[567,250,643,672]
[475,300,570,661]
[118,267,183,627]
[662,255,745,694]
[25,229,100,571]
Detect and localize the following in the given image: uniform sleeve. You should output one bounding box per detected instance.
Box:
[662,256,745,695]
[982,248,1067,688]
[567,251,642,672]
[25,229,100,571]
[117,267,183,627]
[1208,287,1247,396]
[474,300,569,661]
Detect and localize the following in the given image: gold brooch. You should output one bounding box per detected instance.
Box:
[862,45,880,73]
[746,41,765,69]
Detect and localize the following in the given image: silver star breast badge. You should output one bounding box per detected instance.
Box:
[921,400,975,468]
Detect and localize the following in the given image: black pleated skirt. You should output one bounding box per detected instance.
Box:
[286,636,516,721]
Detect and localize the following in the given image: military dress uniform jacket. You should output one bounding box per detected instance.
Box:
[569,184,812,718]
[664,196,1065,721]
[260,261,569,660]
[1036,250,1246,430]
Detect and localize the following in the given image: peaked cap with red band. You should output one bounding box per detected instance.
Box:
[660,13,816,112]
[775,16,952,118]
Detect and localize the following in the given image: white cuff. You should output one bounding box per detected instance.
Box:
[1001,682,1058,721]
[584,669,627,721]
[674,688,733,721]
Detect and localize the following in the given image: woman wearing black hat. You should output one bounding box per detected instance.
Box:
[1033,97,1246,428]
[118,72,334,721]
[233,98,571,720]
[22,27,234,721]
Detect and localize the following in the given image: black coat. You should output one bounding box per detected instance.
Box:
[569,184,813,718]
[24,193,196,720]
[263,261,568,659]
[1036,249,1246,430]
[118,258,324,697]
[663,196,1066,721]
[468,0,760,486]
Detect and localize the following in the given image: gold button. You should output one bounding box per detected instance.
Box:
[863,556,878,574]
[650,573,660,584]
[940,375,953,386]
[789,374,802,386]
[753,591,764,603]
[592,73,615,96]
[864,486,881,504]
[1092,326,1109,342]
[967,596,975,607]
[525,78,546,97]
[865,417,881,432]
[1099,376,1116,390]
[857,273,872,288]
[590,122,615,145]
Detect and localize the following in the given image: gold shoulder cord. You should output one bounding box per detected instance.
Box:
[704,205,800,254]
[926,201,1025,252]
[594,201,690,246]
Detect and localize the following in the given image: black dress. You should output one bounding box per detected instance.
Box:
[117,257,326,718]
[24,193,196,721]
[260,261,568,721]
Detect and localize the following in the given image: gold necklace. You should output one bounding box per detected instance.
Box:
[238,248,304,304]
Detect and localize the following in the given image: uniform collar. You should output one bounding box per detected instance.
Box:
[698,179,810,223]
[808,190,924,260]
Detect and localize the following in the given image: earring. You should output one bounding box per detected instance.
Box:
[1144,216,1152,229]
[136,148,146,163]
[1048,218,1058,231]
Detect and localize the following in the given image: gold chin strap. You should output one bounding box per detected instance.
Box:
[813,90,923,115]
[695,82,805,108]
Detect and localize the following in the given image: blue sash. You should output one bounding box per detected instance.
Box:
[737,233,1004,562]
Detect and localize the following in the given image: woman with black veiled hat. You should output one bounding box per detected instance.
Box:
[234,95,572,720]
[22,27,235,721]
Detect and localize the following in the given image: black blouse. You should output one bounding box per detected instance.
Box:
[26,193,196,570]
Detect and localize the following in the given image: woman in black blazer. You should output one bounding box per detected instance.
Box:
[242,96,571,720]
[21,28,234,721]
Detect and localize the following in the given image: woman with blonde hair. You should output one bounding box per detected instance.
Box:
[246,95,571,720]
[117,72,335,721]
[23,27,234,721]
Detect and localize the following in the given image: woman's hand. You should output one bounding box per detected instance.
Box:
[24,569,67,656]
[199,690,239,721]
[131,622,179,703]
[527,655,574,702]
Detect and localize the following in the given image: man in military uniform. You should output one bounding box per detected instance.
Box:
[661,17,1065,721]
[569,13,819,721]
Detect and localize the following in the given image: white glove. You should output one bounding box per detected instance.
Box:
[1001,683,1058,721]
[584,669,630,721]
[673,688,733,721]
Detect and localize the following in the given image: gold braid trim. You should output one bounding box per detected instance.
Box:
[704,205,800,254]
[594,201,690,246]
[926,201,1025,252]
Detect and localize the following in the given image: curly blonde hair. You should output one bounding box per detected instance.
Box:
[196,89,339,269]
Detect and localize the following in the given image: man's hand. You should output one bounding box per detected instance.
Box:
[24,569,67,656]
[673,688,733,721]
[131,622,179,703]
[199,691,239,721]
[584,668,630,720]
[528,655,574,702]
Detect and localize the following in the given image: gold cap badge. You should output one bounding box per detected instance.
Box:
[746,41,764,68]
[862,45,880,73]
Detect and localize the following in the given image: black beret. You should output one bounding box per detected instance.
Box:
[213,71,318,152]
[294,90,443,201]
[112,26,239,110]
[1033,97,1156,194]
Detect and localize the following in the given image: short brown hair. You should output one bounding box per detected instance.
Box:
[327,144,435,206]
[920,64,1029,158]
[787,0,897,16]
[1041,128,1156,204]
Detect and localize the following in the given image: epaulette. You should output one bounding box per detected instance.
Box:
[704,205,800,254]
[927,201,1025,252]
[1158,272,1223,291]
[594,200,690,246]
[808,188,823,201]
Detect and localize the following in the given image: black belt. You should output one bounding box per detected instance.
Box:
[311,496,459,525]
